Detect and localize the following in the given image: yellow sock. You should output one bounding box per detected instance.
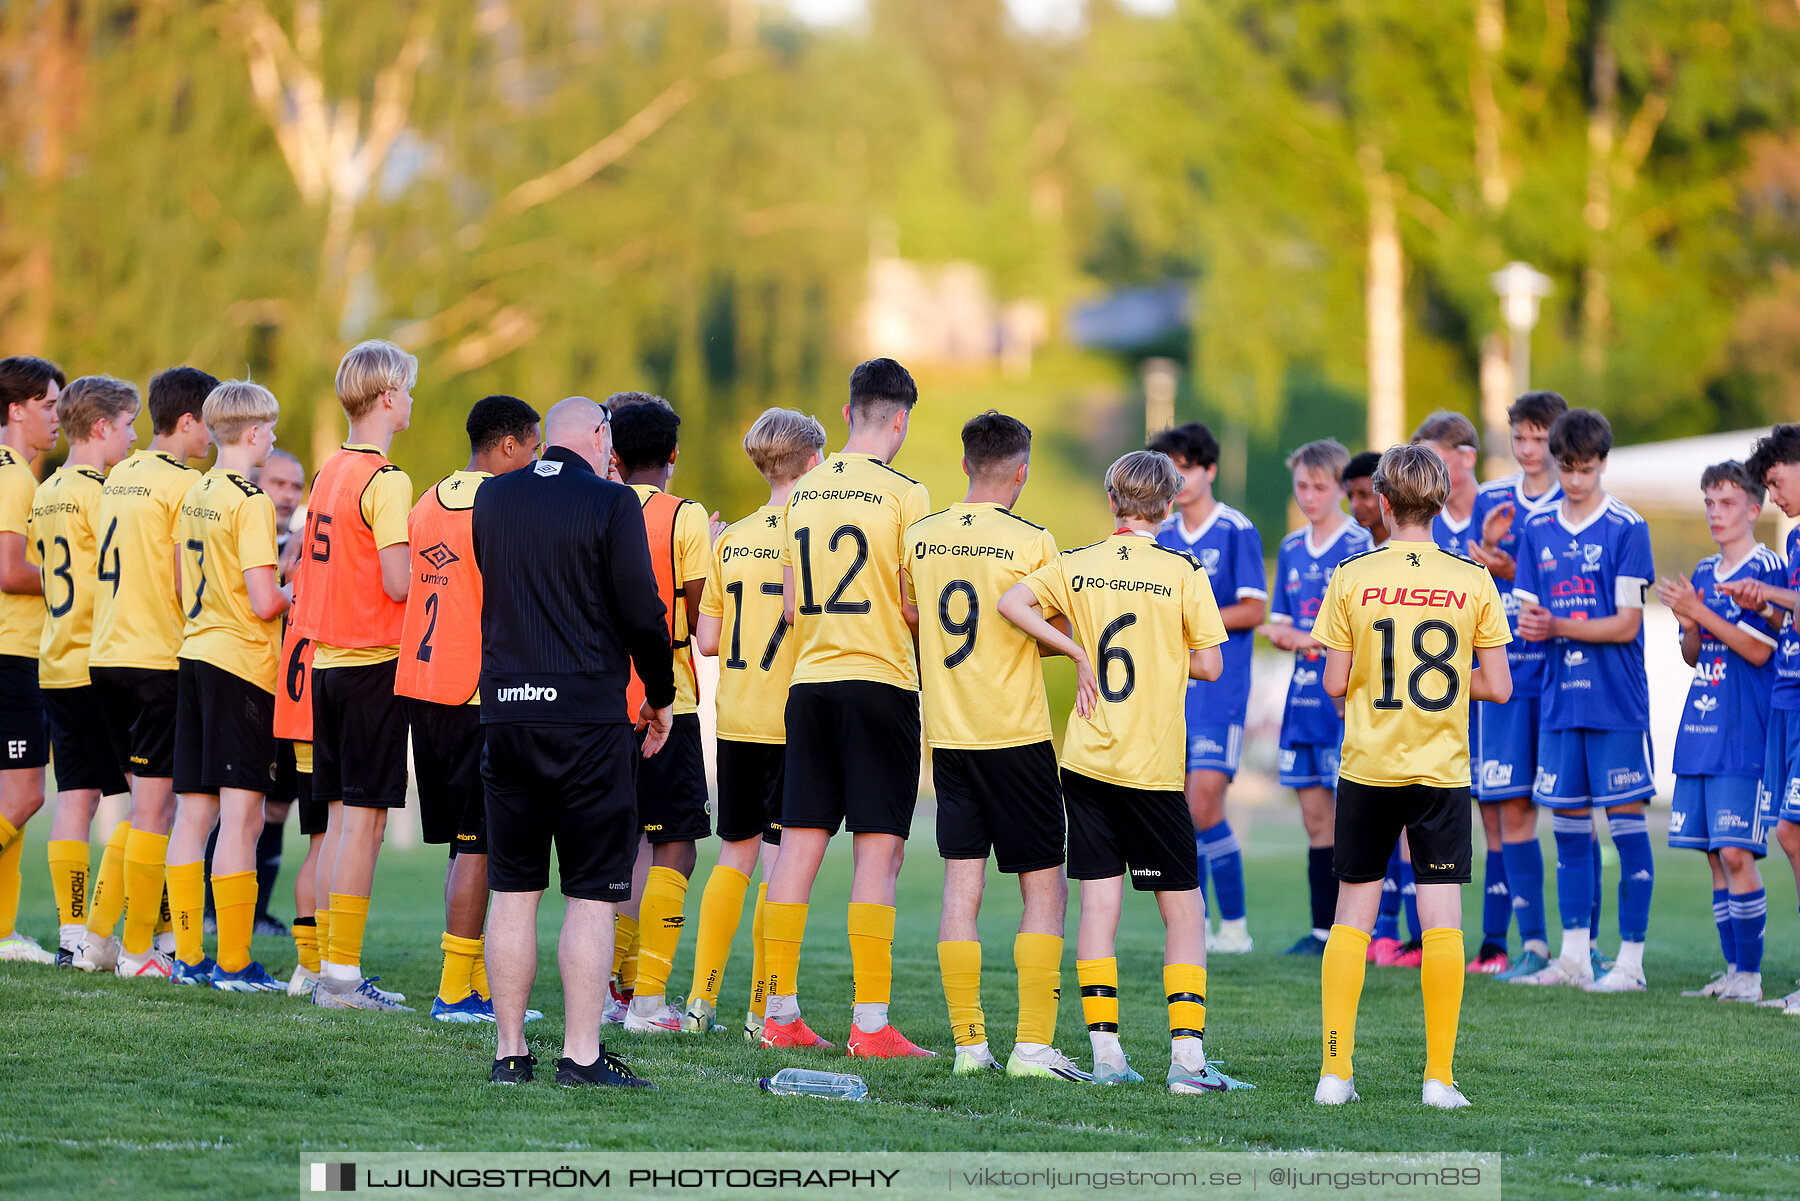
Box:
[165,860,206,967]
[1421,926,1465,1087]
[439,932,482,1004]
[212,869,257,973]
[689,864,749,1005]
[613,914,640,991]
[121,828,169,955]
[847,902,895,1006]
[471,939,490,999]
[0,816,24,937]
[292,918,320,974]
[86,821,129,937]
[156,882,172,934]
[1164,962,1207,1042]
[763,901,808,999]
[1014,932,1062,1046]
[1321,923,1371,1079]
[636,865,691,998]
[748,883,769,1018]
[328,892,369,971]
[937,939,984,1046]
[47,839,90,926]
[1077,957,1119,1033]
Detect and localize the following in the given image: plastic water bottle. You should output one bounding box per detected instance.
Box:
[758,1067,869,1101]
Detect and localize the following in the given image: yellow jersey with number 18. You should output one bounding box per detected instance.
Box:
[781,452,930,690]
[1021,533,1226,790]
[92,449,200,671]
[28,464,106,689]
[903,502,1058,750]
[0,446,42,660]
[701,504,794,744]
[177,469,282,693]
[1313,540,1510,789]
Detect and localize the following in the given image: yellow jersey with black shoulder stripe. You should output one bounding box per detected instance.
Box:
[0,445,42,659]
[1021,532,1226,790]
[28,464,106,688]
[177,469,282,692]
[903,502,1058,750]
[91,449,201,671]
[700,504,793,744]
[1313,540,1510,789]
[781,452,930,690]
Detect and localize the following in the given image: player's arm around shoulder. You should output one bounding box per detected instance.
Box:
[999,556,1097,716]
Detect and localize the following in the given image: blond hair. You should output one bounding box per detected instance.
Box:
[1104,450,1181,522]
[1411,410,1479,453]
[334,339,417,421]
[204,379,280,446]
[56,375,139,442]
[1373,444,1450,528]
[1284,437,1350,480]
[743,407,827,483]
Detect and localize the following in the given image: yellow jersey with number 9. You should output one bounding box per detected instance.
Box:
[701,504,794,743]
[92,449,200,671]
[177,469,282,693]
[0,446,43,660]
[28,464,106,689]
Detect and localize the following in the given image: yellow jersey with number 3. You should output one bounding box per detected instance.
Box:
[781,452,930,690]
[903,502,1058,750]
[28,464,106,689]
[701,504,793,743]
[0,446,43,660]
[92,449,200,671]
[1313,540,1510,789]
[1022,532,1226,790]
[178,469,281,693]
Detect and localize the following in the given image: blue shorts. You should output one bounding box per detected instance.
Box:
[1764,707,1800,825]
[1532,727,1655,810]
[1669,775,1768,856]
[1279,741,1340,790]
[1475,695,1541,803]
[1186,722,1244,778]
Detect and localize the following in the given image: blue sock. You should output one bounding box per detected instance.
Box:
[1198,822,1246,922]
[1729,888,1766,974]
[1589,832,1603,940]
[1611,813,1653,943]
[1400,860,1420,941]
[1502,838,1547,946]
[1482,849,1511,946]
[1711,888,1736,969]
[1374,844,1403,941]
[1192,830,1211,917]
[1551,814,1595,934]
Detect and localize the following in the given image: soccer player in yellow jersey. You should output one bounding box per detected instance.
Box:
[762,358,933,1057]
[685,407,825,1040]
[164,381,292,991]
[1312,445,1512,1110]
[0,356,64,965]
[1000,450,1253,1094]
[29,375,138,967]
[905,411,1089,1082]
[86,366,219,979]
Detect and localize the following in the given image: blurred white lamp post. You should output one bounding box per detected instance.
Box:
[1490,261,1553,394]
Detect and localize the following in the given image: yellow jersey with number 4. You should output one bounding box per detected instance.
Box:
[178,469,281,693]
[903,502,1058,750]
[1022,532,1226,790]
[1313,540,1510,789]
[28,464,106,689]
[701,505,794,744]
[0,446,42,660]
[92,449,200,671]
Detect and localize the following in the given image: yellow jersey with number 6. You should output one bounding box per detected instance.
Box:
[701,505,794,744]
[178,469,282,693]
[28,464,106,689]
[92,449,200,671]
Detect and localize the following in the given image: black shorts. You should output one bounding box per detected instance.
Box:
[172,659,276,796]
[0,655,49,771]
[633,712,710,844]
[484,722,638,901]
[407,698,487,856]
[91,666,178,779]
[312,659,409,808]
[1334,778,1472,885]
[935,742,1065,874]
[276,741,326,836]
[44,684,128,796]
[1062,768,1198,892]
[782,681,921,837]
[716,739,783,845]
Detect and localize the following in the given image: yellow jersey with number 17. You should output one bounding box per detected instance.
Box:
[92,449,201,671]
[28,464,106,689]
[701,504,794,744]
[781,452,930,690]
[1021,532,1226,790]
[1313,540,1510,789]
[0,446,42,660]
[903,502,1058,750]
[178,469,282,693]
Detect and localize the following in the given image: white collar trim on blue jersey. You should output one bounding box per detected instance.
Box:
[1177,502,1226,545]
[1555,493,1613,537]
[1304,516,1358,559]
[1715,544,1771,582]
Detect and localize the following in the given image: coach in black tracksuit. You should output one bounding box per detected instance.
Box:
[472,394,673,1087]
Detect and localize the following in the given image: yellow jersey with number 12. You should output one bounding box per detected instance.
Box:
[28,464,106,689]
[1313,540,1510,789]
[701,504,794,744]
[0,446,42,660]
[178,469,282,693]
[92,449,200,671]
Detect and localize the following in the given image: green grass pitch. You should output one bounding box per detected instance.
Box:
[1,815,1795,1200]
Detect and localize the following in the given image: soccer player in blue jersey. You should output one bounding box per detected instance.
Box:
[1657,461,1780,1005]
[1466,391,1569,979]
[1151,423,1266,954]
[1259,439,1372,955]
[1510,409,1657,991]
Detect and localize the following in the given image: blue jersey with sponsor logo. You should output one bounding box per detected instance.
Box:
[1772,527,1800,711]
[1271,518,1370,744]
[1469,474,1564,698]
[1672,546,1784,778]
[1511,495,1654,732]
[1158,504,1267,725]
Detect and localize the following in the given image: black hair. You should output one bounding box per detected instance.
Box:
[1508,390,1569,431]
[611,400,681,473]
[1342,450,1384,483]
[1548,408,1612,466]
[961,410,1032,474]
[466,394,541,455]
[848,357,918,420]
[147,366,222,436]
[1700,460,1765,507]
[0,356,66,427]
[1747,424,1800,486]
[1147,421,1219,470]
[605,391,671,412]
